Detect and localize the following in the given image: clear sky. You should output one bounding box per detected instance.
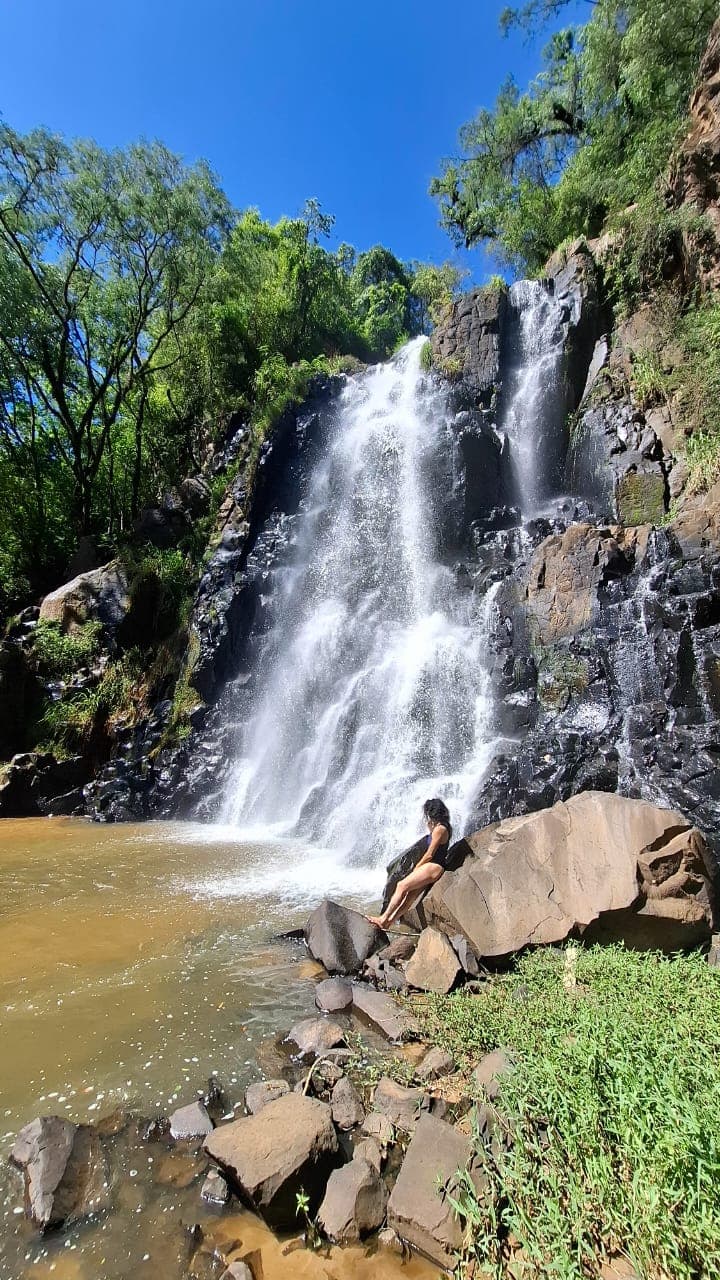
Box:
[0,0,584,282]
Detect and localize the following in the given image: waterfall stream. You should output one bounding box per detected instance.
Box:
[221,338,501,862]
[220,282,571,867]
[502,279,573,515]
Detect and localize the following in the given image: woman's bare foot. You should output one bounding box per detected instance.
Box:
[366,914,386,929]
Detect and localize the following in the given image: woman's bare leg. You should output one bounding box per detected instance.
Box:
[368,863,444,930]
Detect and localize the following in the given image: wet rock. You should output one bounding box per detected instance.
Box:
[201,1168,230,1204]
[317,1156,388,1243]
[304,900,386,975]
[330,1077,365,1130]
[244,1080,290,1115]
[414,792,716,959]
[372,1077,430,1133]
[10,1116,109,1231]
[472,1049,513,1101]
[203,1092,339,1228]
[351,984,416,1041]
[307,1059,345,1097]
[353,1137,383,1173]
[314,976,353,1013]
[170,1100,213,1140]
[387,1112,480,1269]
[404,928,462,994]
[431,283,508,405]
[39,560,129,634]
[286,1017,346,1058]
[417,1047,455,1082]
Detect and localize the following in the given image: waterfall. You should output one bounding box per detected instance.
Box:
[220,338,501,862]
[502,280,571,515]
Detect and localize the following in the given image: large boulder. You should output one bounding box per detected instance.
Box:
[304,899,386,975]
[431,283,508,405]
[203,1093,339,1228]
[39,561,129,635]
[410,792,715,958]
[387,1112,480,1269]
[317,1156,388,1243]
[10,1116,109,1231]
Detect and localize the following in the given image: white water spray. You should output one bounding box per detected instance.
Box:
[220,338,500,862]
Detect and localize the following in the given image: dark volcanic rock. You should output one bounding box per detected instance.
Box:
[350,984,416,1040]
[387,1112,480,1269]
[432,284,508,405]
[404,928,462,993]
[305,900,386,975]
[10,1116,109,1231]
[317,1156,388,1243]
[286,1017,346,1058]
[314,977,353,1013]
[331,1077,365,1130]
[169,1100,213,1140]
[203,1093,339,1228]
[244,1079,290,1115]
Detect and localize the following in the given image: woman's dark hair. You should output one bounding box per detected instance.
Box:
[423,797,452,839]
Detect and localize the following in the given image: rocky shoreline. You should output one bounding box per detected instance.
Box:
[9,793,719,1278]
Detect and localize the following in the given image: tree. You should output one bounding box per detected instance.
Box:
[431,0,717,272]
[0,126,230,540]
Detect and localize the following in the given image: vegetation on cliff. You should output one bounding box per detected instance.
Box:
[415,945,720,1280]
[431,0,716,273]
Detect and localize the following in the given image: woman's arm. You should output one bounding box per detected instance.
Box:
[415,825,448,867]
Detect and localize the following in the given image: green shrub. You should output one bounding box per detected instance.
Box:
[33,620,103,678]
[36,654,139,755]
[415,946,720,1280]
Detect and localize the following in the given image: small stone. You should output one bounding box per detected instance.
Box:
[286,1017,347,1058]
[472,1048,513,1100]
[315,977,353,1013]
[451,934,481,978]
[220,1264,253,1280]
[708,934,720,968]
[378,1226,404,1254]
[170,1100,213,1140]
[378,935,417,964]
[372,1077,430,1133]
[201,1168,230,1204]
[331,1076,365,1130]
[405,928,462,994]
[417,1046,455,1082]
[351,984,417,1041]
[10,1116,109,1230]
[361,1112,395,1148]
[353,1137,383,1173]
[244,1079,290,1115]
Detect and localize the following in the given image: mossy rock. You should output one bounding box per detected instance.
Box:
[537,647,589,711]
[616,468,666,526]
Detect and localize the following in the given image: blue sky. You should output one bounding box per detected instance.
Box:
[0,0,584,282]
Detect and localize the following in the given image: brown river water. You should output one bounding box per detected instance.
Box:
[0,818,435,1280]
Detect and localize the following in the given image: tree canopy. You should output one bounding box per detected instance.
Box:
[431,0,717,272]
[0,123,461,619]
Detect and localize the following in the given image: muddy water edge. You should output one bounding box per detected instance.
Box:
[0,818,436,1280]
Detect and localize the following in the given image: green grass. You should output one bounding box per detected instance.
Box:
[413,946,720,1280]
[33,619,103,678]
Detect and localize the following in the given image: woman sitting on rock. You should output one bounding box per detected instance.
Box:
[367,798,452,930]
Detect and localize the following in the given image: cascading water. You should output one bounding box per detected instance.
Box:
[501,280,572,515]
[220,338,501,862]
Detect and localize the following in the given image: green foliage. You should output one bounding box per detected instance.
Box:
[419,339,433,373]
[432,0,717,272]
[415,946,720,1280]
[36,652,140,756]
[601,197,714,317]
[674,295,720,493]
[629,349,667,410]
[32,620,103,678]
